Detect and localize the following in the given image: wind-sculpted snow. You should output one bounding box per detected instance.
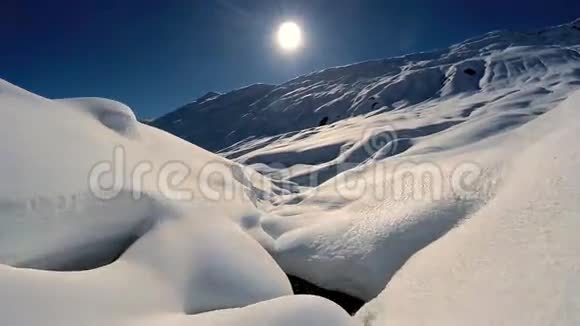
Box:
[356,91,580,326]
[0,80,323,325]
[2,18,580,326]
[60,97,139,136]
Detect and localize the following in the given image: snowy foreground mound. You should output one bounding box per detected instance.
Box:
[2,19,580,326]
[0,80,353,325]
[356,91,580,325]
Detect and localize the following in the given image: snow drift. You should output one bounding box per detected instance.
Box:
[356,90,580,326]
[0,79,353,325]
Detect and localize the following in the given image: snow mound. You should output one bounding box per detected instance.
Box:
[356,90,580,326]
[186,295,355,326]
[59,97,138,136]
[1,79,358,325]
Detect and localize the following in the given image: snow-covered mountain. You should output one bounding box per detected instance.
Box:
[1,18,580,326]
[154,18,580,154]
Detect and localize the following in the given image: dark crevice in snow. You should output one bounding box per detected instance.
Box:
[287,274,365,315]
[463,68,477,76]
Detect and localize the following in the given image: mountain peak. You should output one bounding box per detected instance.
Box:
[195,91,221,103]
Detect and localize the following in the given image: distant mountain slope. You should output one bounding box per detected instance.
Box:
[152,83,275,151]
[153,18,580,154]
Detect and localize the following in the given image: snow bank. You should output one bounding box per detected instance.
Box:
[356,90,580,326]
[0,79,357,325]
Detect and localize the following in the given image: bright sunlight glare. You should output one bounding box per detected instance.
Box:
[277,21,302,51]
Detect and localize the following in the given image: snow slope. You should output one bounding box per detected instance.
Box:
[356,90,580,326]
[0,79,354,325]
[2,18,580,326]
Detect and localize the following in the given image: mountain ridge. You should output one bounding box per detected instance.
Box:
[153,18,580,153]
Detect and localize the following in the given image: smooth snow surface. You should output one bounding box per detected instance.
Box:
[356,91,580,326]
[0,79,319,325]
[2,18,580,326]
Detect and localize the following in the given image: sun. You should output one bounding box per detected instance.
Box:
[277,21,302,51]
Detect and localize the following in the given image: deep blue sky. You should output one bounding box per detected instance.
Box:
[2,0,580,118]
